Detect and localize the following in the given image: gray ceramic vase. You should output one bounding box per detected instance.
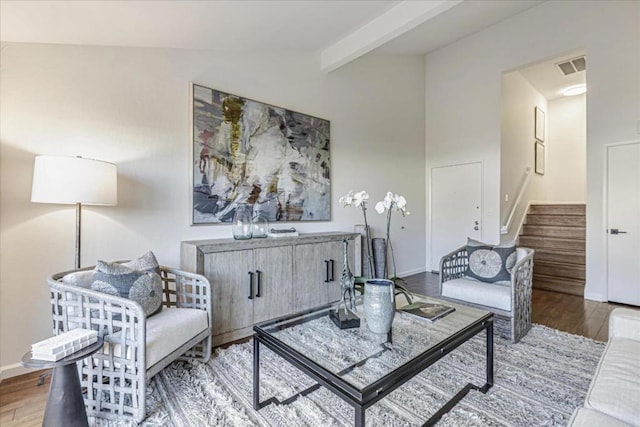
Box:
[363,279,395,334]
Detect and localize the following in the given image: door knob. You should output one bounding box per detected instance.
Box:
[610,228,627,235]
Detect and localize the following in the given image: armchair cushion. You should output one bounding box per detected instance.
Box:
[106,307,209,368]
[92,252,163,317]
[146,308,208,367]
[465,238,516,283]
[441,277,511,311]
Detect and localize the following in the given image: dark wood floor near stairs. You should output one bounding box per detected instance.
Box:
[1,271,624,426]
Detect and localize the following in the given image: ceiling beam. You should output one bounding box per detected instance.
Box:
[320,0,463,73]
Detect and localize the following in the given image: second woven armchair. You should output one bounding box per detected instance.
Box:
[439,245,534,343]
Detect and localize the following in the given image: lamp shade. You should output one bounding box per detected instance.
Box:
[31,155,118,205]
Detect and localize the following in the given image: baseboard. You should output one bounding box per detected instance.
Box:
[0,363,32,382]
[584,290,607,302]
[398,267,427,277]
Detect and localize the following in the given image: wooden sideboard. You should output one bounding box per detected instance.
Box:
[181,232,361,346]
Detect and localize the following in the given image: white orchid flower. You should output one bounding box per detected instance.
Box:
[353,191,369,207]
[338,191,355,207]
[375,192,394,213]
[376,192,409,215]
[383,192,394,209]
[395,195,406,210]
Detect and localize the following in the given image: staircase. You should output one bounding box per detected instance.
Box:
[519,204,586,296]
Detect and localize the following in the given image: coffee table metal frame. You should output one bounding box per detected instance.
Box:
[253,304,493,427]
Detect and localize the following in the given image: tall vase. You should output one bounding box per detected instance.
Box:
[231,204,253,240]
[363,279,395,334]
[354,224,373,279]
[372,238,387,279]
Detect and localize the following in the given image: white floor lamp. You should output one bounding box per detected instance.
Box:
[31,155,118,270]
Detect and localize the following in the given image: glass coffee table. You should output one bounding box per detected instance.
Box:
[253,296,493,426]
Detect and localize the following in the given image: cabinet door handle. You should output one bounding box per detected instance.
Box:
[329,259,335,282]
[255,270,262,297]
[324,260,330,283]
[248,271,254,299]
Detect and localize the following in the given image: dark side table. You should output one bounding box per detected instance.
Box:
[21,336,103,427]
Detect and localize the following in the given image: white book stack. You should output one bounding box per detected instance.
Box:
[31,329,98,361]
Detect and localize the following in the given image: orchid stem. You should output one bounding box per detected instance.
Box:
[361,204,375,278]
[385,209,392,279]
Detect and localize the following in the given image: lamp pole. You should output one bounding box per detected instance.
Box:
[75,202,82,270]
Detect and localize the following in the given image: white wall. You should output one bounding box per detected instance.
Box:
[0,43,426,378]
[424,0,640,299]
[546,94,587,201]
[500,71,548,241]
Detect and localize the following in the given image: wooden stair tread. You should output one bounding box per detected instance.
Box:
[522,224,586,239]
[529,204,586,215]
[519,235,585,251]
[533,251,586,265]
[534,261,585,280]
[526,214,586,227]
[533,274,584,285]
[523,225,586,230]
[533,273,585,296]
[520,235,583,242]
[534,248,585,254]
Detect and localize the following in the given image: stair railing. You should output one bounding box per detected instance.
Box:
[501,167,532,235]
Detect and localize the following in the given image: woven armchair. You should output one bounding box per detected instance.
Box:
[439,246,534,343]
[48,265,212,423]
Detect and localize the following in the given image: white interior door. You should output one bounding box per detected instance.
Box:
[607,142,640,305]
[430,162,482,272]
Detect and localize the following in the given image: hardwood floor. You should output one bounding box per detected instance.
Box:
[0,271,627,426]
[0,370,49,427]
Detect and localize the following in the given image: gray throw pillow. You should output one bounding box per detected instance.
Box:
[464,238,517,283]
[92,251,163,317]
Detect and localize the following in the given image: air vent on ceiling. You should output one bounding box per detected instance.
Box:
[556,56,586,76]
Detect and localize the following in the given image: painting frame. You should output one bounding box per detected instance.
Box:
[535,106,545,142]
[190,83,331,225]
[535,141,545,175]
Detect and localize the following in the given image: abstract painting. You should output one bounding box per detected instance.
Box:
[191,84,331,224]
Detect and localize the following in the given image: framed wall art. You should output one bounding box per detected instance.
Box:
[191,83,331,225]
[535,106,545,142]
[535,141,545,175]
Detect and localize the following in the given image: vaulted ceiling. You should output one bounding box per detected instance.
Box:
[0,0,544,72]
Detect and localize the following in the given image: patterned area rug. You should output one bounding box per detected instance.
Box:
[98,321,604,427]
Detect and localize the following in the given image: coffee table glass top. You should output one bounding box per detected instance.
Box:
[254,296,491,392]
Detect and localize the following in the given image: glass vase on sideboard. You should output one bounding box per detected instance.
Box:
[232,203,253,240]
